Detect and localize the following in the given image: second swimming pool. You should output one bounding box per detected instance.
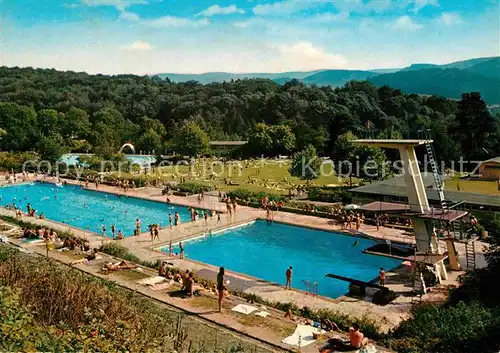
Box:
[0,182,192,236]
[167,220,402,298]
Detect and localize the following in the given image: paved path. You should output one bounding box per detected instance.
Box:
[1,177,488,334]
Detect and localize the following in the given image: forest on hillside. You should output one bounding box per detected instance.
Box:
[0,66,499,167]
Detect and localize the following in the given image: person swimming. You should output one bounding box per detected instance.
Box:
[352,239,359,247]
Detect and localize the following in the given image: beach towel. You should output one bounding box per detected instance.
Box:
[25,239,44,244]
[357,344,377,353]
[0,235,8,243]
[137,276,167,285]
[282,324,325,347]
[254,311,270,318]
[231,304,258,315]
[150,281,174,291]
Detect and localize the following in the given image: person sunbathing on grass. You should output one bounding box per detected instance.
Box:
[284,309,336,331]
[318,322,369,353]
[104,260,137,271]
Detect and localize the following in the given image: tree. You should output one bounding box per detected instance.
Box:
[248,123,273,155]
[37,109,60,136]
[248,123,296,156]
[174,121,209,156]
[332,131,389,181]
[269,124,296,155]
[38,134,68,163]
[453,92,496,162]
[289,145,321,180]
[59,107,90,139]
[136,128,163,154]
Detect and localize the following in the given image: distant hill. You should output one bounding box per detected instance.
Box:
[368,68,500,104]
[301,70,377,86]
[400,63,439,71]
[154,56,500,103]
[465,57,500,79]
[156,71,321,84]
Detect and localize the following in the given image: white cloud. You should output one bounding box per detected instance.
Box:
[253,0,312,16]
[81,0,147,11]
[407,0,439,13]
[275,41,347,70]
[120,10,140,21]
[197,5,245,17]
[146,16,210,28]
[121,40,153,51]
[315,12,349,22]
[390,15,423,31]
[438,12,462,26]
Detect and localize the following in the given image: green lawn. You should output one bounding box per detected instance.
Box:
[445,179,499,195]
[154,158,355,194]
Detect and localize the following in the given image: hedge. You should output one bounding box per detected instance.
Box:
[307,186,351,203]
[177,182,213,194]
[227,188,286,203]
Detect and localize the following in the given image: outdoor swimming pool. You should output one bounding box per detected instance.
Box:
[60,153,156,167]
[0,183,191,236]
[169,220,402,298]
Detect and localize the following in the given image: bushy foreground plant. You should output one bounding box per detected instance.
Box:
[0,245,273,353]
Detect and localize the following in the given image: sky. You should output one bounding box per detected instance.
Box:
[0,0,499,74]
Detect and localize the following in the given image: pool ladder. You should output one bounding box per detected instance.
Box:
[303,280,318,297]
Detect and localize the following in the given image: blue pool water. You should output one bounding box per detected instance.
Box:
[60,153,156,167]
[169,220,402,298]
[0,183,191,236]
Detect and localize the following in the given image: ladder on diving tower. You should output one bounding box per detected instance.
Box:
[465,241,476,270]
[419,129,448,211]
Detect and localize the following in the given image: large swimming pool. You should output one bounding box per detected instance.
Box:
[168,220,402,298]
[0,183,191,236]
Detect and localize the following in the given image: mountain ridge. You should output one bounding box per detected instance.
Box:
[153,56,500,104]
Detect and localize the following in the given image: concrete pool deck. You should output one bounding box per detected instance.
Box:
[1,177,488,335]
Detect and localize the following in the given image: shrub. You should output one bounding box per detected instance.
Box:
[381,302,500,353]
[227,189,286,204]
[177,182,212,194]
[0,152,39,172]
[307,186,351,203]
[99,243,161,270]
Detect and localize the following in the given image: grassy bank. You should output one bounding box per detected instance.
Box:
[0,244,275,353]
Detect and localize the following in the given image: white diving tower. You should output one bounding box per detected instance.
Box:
[352,139,450,282]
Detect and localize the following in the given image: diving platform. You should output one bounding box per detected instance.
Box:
[352,139,431,149]
[360,201,468,222]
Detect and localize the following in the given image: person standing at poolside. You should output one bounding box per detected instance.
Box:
[169,240,173,256]
[26,203,31,215]
[379,267,386,287]
[285,266,293,290]
[168,213,173,228]
[111,224,116,238]
[217,212,221,223]
[179,241,184,259]
[135,218,141,235]
[175,211,180,226]
[203,210,208,224]
[217,267,226,312]
[153,225,159,241]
